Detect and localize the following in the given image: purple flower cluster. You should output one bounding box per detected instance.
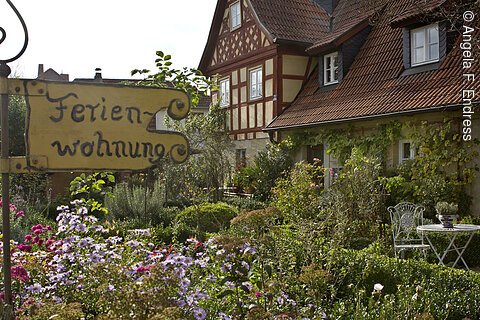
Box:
[6,202,319,319]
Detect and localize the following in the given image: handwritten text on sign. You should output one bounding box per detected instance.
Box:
[9,79,190,171]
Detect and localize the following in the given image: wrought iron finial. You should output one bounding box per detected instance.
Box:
[0,0,29,64]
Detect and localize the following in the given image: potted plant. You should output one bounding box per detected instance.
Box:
[435,201,458,228]
[233,166,257,194]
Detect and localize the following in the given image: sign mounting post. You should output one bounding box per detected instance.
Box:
[1,0,28,317]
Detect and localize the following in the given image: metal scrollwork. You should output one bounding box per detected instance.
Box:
[0,0,29,64]
[169,143,189,163]
[166,98,190,120]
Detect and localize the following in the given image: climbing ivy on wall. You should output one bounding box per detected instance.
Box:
[295,121,402,165]
[398,120,479,216]
[293,119,479,217]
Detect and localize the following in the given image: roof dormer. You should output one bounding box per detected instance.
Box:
[310,22,371,88]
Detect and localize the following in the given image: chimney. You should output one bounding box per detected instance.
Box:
[94,68,103,82]
[37,64,44,78]
[313,0,339,15]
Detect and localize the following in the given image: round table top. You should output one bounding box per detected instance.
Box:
[417,224,480,233]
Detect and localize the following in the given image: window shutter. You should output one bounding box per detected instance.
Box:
[337,50,343,82]
[438,21,447,60]
[318,56,324,86]
[403,27,411,69]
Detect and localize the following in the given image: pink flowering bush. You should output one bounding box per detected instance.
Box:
[1,200,319,319]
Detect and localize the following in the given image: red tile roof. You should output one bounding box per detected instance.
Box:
[389,0,447,28]
[266,0,480,130]
[199,0,332,72]
[305,0,378,54]
[249,0,330,45]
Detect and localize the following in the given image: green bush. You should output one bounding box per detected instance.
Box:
[318,148,384,248]
[174,202,238,241]
[232,166,258,192]
[70,172,115,215]
[222,196,266,211]
[272,161,322,222]
[105,180,178,227]
[20,302,85,320]
[324,246,480,319]
[11,173,49,207]
[230,207,281,237]
[250,139,295,201]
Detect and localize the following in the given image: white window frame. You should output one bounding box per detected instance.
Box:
[249,67,263,100]
[323,52,339,85]
[398,140,415,164]
[410,23,439,66]
[219,78,230,107]
[230,1,241,31]
[236,149,246,168]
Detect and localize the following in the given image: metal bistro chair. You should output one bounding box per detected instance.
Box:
[388,202,430,259]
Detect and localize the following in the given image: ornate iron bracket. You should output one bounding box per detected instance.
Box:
[0,0,29,64]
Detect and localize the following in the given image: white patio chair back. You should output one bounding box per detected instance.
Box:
[388,202,430,258]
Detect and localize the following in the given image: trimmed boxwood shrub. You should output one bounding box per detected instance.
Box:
[174,202,238,241]
[230,207,281,236]
[323,246,480,319]
[222,196,267,211]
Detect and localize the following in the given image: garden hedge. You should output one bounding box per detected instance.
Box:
[323,246,480,319]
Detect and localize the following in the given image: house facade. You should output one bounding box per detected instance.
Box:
[261,0,480,212]
[199,0,331,166]
[201,0,480,213]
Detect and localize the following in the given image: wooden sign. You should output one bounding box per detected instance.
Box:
[8,79,190,171]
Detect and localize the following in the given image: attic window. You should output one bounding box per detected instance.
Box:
[230,1,241,31]
[410,23,439,66]
[323,52,339,85]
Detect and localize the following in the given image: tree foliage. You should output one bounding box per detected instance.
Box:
[8,95,27,156]
[132,51,233,203]
[298,119,479,217]
[131,50,213,107]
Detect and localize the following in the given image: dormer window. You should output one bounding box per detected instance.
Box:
[230,1,241,31]
[410,23,439,66]
[219,78,230,107]
[323,52,339,85]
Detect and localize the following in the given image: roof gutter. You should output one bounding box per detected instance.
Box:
[263,103,468,132]
[272,38,313,48]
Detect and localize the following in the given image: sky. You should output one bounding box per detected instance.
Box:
[0,0,217,80]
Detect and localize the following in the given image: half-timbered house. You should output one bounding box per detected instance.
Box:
[201,0,480,213]
[199,0,332,166]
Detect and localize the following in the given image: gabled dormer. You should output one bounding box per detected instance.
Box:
[399,21,449,75]
[306,19,371,88]
[389,1,454,75]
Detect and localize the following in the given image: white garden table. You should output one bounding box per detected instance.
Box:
[417,224,480,271]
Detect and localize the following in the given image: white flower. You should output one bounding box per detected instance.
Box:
[374,283,384,292]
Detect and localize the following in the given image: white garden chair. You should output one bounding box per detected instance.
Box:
[388,202,430,259]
